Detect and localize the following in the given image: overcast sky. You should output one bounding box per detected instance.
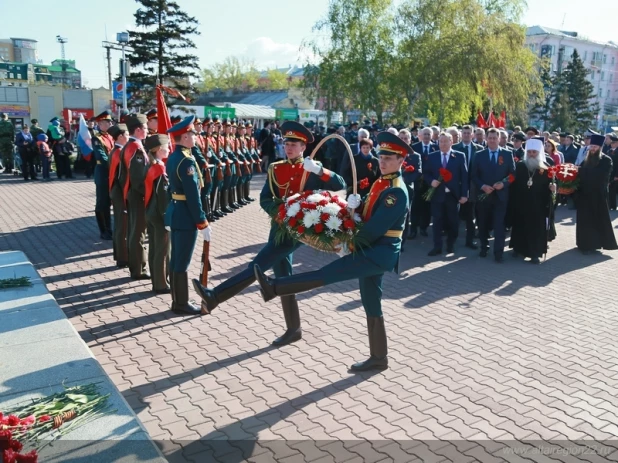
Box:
[2,0,614,89]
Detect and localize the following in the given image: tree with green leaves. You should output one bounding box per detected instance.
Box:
[127,0,200,106]
[301,0,397,123]
[553,49,599,132]
[528,59,555,128]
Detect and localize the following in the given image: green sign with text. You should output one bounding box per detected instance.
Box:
[204,106,236,119]
[275,108,299,120]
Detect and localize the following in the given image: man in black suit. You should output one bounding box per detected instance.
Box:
[339,127,372,180]
[424,132,468,256]
[472,127,516,262]
[474,128,487,147]
[559,134,578,164]
[511,132,525,161]
[410,127,438,238]
[499,130,514,151]
[453,125,482,249]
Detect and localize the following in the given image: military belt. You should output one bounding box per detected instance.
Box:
[172,193,187,201]
[384,230,403,238]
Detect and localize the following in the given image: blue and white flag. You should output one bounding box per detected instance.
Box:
[77,114,93,161]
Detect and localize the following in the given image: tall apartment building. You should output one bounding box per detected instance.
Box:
[525,26,618,130]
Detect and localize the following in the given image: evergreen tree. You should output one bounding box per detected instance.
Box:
[529,59,554,128]
[557,49,599,132]
[127,0,200,107]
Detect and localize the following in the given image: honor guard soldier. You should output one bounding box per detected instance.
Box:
[165,116,211,315]
[146,109,158,135]
[245,121,261,200]
[193,121,346,346]
[235,122,250,205]
[193,118,214,221]
[254,131,410,371]
[206,118,225,220]
[216,117,233,213]
[92,110,115,240]
[108,123,130,268]
[120,114,151,279]
[144,134,171,294]
[224,119,240,209]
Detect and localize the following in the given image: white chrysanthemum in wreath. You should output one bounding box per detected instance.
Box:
[325,216,343,231]
[306,193,328,204]
[321,203,341,216]
[286,202,301,217]
[287,193,301,203]
[303,209,321,228]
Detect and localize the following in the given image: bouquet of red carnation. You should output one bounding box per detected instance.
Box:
[359,178,370,190]
[548,163,579,195]
[271,190,366,253]
[423,168,452,201]
[403,162,415,173]
[477,173,515,201]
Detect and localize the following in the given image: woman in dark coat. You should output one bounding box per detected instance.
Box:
[15,125,36,180]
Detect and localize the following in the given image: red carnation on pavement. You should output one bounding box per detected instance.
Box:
[359,178,370,189]
[343,219,356,230]
[38,415,51,424]
[288,218,297,227]
[6,416,19,427]
[9,439,22,452]
[297,226,305,234]
[314,223,324,234]
[16,450,39,463]
[19,416,34,427]
[0,430,12,450]
[3,448,17,463]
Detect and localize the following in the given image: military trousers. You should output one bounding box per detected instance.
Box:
[170,229,197,273]
[127,191,148,277]
[110,184,128,264]
[94,166,111,212]
[146,216,170,290]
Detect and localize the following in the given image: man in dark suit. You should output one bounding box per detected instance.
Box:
[560,134,579,164]
[424,132,469,255]
[399,129,422,251]
[472,127,516,262]
[474,128,487,148]
[339,127,372,180]
[410,127,438,238]
[453,125,482,249]
[511,132,525,161]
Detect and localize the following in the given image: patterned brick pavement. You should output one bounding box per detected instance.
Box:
[2,173,618,462]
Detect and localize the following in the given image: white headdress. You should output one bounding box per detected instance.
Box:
[524,138,547,165]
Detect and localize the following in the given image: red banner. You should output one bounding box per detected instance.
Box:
[63,108,93,123]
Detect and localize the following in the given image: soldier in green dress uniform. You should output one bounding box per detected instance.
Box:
[92,110,115,240]
[245,121,260,201]
[204,118,224,220]
[121,114,151,280]
[165,115,211,315]
[144,134,171,294]
[193,121,346,346]
[254,131,410,371]
[223,119,240,209]
[214,117,233,214]
[108,123,129,268]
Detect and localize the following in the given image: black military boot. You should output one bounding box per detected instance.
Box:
[95,212,108,240]
[245,182,255,202]
[230,188,240,209]
[349,316,388,372]
[172,273,201,315]
[222,190,233,213]
[237,184,248,205]
[102,210,113,240]
[192,267,255,315]
[169,272,176,312]
[254,265,324,303]
[272,295,302,346]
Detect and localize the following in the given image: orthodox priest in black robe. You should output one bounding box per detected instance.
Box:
[575,134,618,254]
[509,138,557,264]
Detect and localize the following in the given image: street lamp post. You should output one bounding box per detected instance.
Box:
[116,32,130,111]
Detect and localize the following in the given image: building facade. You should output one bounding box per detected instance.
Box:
[525,26,618,131]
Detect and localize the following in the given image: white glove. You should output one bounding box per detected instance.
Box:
[201,226,212,242]
[206,151,212,158]
[347,194,362,209]
[335,244,351,258]
[303,157,322,174]
[165,226,171,231]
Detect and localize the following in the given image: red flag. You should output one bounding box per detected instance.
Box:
[158,85,190,103]
[498,110,506,128]
[476,111,487,128]
[488,111,498,128]
[156,85,174,151]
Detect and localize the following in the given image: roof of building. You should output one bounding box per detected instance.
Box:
[230,103,276,119]
[259,65,305,79]
[526,26,618,48]
[194,91,288,107]
[10,37,38,43]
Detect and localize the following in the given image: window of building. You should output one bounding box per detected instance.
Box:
[612,56,616,65]
[611,74,614,83]
[584,51,588,61]
[604,54,607,64]
[601,71,605,80]
[599,88,603,97]
[608,89,611,98]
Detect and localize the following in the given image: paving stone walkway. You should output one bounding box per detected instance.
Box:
[2,173,618,462]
